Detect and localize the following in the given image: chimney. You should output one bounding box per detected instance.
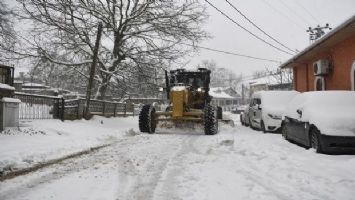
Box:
[19,72,24,82]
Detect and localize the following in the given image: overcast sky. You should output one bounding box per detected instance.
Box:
[5,0,355,77]
[186,0,355,76]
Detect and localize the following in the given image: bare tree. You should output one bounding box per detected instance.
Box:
[0,1,16,62]
[13,0,208,99]
[199,59,242,91]
[265,68,293,85]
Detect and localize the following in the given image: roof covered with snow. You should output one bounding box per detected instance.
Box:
[209,87,235,99]
[246,75,290,87]
[22,82,49,88]
[0,83,15,91]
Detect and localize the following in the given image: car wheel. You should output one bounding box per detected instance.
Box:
[249,118,255,129]
[281,124,288,140]
[310,128,323,153]
[261,121,266,133]
[240,115,244,126]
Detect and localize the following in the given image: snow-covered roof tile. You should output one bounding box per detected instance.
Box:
[0,83,15,90]
[209,87,234,99]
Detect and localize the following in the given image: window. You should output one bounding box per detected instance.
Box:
[250,98,261,107]
[351,61,355,91]
[255,98,261,105]
[0,68,10,85]
[314,76,325,91]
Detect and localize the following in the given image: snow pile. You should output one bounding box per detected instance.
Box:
[284,91,355,136]
[171,86,187,91]
[0,116,138,173]
[1,97,21,103]
[0,83,15,90]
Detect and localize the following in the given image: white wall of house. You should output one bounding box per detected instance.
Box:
[211,98,239,111]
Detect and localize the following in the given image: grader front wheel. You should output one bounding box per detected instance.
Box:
[139,105,156,134]
[204,105,218,135]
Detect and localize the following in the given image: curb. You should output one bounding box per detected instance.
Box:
[0,143,112,182]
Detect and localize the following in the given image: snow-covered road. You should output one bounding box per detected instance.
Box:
[1,116,355,200]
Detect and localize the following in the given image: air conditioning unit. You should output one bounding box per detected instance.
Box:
[313,59,330,76]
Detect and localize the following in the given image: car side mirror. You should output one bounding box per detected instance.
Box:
[296,109,302,117]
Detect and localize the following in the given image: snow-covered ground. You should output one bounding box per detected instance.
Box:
[1,114,355,200]
[0,116,136,173]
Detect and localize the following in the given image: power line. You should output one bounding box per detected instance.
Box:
[260,0,305,32]
[276,0,313,26]
[194,45,281,63]
[224,0,297,54]
[204,0,294,56]
[294,1,321,24]
[158,37,281,63]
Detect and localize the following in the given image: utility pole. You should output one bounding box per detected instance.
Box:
[306,24,332,44]
[241,84,245,104]
[84,22,103,119]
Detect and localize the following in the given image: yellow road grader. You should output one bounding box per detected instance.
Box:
[139,68,221,135]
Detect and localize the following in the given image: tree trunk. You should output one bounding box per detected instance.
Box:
[95,74,110,100]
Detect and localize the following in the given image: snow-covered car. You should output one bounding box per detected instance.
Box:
[240,105,250,126]
[282,91,355,153]
[249,91,299,132]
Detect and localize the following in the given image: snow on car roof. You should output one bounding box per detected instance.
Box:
[252,90,299,116]
[284,91,355,136]
[253,91,299,105]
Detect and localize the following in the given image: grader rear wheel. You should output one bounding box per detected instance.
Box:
[204,105,218,135]
[139,105,156,134]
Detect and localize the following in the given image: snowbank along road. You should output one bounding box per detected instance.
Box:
[1,116,355,200]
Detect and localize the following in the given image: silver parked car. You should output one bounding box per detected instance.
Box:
[240,105,250,126]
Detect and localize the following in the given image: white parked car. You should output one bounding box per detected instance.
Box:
[282,91,355,153]
[248,91,299,132]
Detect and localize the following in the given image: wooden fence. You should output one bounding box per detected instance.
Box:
[64,98,134,120]
[14,92,135,120]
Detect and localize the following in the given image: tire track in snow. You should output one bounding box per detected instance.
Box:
[112,132,193,200]
[152,135,200,200]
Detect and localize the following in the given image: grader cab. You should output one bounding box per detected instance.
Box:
[139,68,219,135]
